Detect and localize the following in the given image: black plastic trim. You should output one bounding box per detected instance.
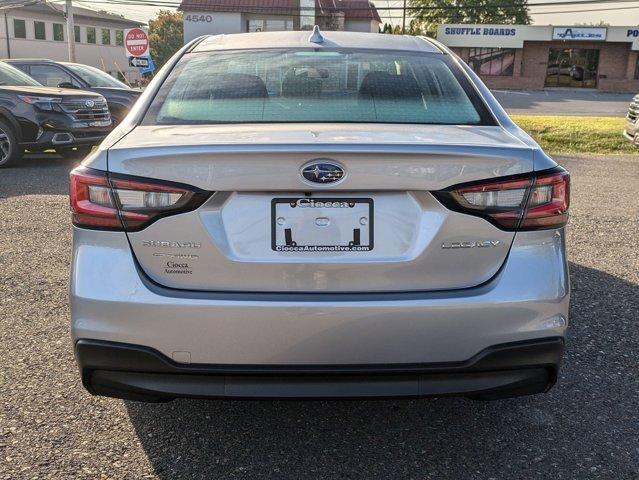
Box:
[75,337,564,402]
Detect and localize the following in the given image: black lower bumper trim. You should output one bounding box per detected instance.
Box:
[75,338,564,402]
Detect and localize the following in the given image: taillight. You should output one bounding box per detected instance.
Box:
[69,169,122,229]
[70,167,210,231]
[433,167,570,231]
[519,169,570,229]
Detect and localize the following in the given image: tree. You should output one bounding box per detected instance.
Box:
[381,21,423,35]
[149,10,183,70]
[408,0,531,37]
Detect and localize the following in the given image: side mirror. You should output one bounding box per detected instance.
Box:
[58,81,79,89]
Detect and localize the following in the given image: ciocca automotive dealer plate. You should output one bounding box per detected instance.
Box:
[271,198,374,252]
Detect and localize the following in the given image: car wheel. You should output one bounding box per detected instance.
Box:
[0,120,22,168]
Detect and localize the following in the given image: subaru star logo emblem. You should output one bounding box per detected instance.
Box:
[301,161,345,185]
[85,100,95,108]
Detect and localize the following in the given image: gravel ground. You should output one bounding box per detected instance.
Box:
[1,153,638,479]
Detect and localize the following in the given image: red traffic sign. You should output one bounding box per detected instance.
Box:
[124,28,149,57]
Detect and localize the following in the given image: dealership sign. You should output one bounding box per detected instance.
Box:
[552,27,607,41]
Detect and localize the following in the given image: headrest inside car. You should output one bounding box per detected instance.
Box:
[209,73,268,99]
[359,71,422,100]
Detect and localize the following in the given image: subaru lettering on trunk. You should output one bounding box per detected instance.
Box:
[69,29,570,403]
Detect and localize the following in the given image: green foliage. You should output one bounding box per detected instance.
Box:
[149,10,183,71]
[408,0,531,37]
[381,20,424,35]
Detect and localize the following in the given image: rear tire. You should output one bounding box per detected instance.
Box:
[0,120,22,168]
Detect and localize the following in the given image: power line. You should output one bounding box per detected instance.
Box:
[39,0,639,24]
[375,4,639,20]
[48,0,639,11]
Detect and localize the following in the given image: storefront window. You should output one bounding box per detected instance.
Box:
[299,0,315,30]
[468,48,515,76]
[635,56,639,80]
[545,48,599,88]
[247,19,294,32]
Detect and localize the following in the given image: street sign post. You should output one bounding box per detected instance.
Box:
[124,27,149,58]
[138,56,155,75]
[129,56,150,68]
[123,28,154,75]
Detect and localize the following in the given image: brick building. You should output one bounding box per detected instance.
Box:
[437,25,639,92]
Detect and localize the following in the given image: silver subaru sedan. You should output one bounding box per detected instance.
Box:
[69,29,570,402]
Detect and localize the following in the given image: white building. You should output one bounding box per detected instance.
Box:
[180,0,382,43]
[0,2,144,83]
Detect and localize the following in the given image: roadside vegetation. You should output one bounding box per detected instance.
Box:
[512,115,636,155]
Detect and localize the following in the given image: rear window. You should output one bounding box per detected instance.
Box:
[143,49,494,126]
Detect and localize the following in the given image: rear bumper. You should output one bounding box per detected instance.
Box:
[22,129,109,149]
[70,227,570,400]
[623,129,637,145]
[76,337,564,402]
[624,117,637,144]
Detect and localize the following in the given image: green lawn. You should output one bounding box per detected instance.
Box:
[511,115,637,155]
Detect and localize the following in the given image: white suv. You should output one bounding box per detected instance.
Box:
[623,94,638,145]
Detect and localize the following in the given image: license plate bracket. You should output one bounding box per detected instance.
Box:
[271,197,374,252]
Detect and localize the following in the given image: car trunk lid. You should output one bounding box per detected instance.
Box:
[108,123,533,292]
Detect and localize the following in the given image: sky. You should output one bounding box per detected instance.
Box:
[67,0,639,26]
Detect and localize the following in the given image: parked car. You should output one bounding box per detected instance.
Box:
[0,61,111,167]
[70,30,570,402]
[5,59,141,124]
[623,94,638,145]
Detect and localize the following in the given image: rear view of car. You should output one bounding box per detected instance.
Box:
[70,31,570,402]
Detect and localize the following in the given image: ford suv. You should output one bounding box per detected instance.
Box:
[70,30,570,402]
[6,59,141,124]
[0,61,111,167]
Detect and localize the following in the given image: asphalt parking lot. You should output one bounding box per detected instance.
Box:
[1,153,638,479]
[494,89,634,116]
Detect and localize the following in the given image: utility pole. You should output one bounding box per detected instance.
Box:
[65,0,76,62]
[3,11,10,58]
[402,0,407,34]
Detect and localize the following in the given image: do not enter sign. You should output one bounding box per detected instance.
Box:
[124,28,149,57]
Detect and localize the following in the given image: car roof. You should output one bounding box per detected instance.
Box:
[192,31,443,54]
[4,58,57,63]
